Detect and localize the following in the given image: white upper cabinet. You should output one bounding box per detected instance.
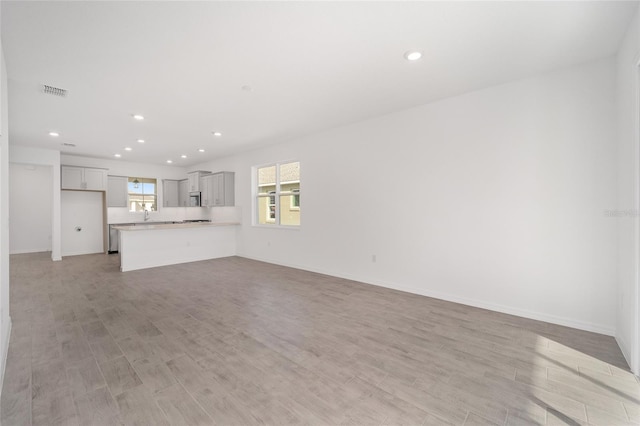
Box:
[202,172,234,207]
[107,175,128,207]
[187,171,210,192]
[188,172,199,192]
[61,166,107,191]
[163,179,179,207]
[61,166,83,190]
[178,179,189,207]
[200,175,210,206]
[84,168,107,190]
[212,171,235,207]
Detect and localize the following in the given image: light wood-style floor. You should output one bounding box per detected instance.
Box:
[1,253,638,426]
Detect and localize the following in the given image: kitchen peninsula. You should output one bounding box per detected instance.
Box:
[114,221,239,272]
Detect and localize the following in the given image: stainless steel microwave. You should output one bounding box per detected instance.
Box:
[189,192,201,207]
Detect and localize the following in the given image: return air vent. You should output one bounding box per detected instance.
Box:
[62,143,76,147]
[42,84,67,97]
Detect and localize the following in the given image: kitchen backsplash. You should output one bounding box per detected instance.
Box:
[107,206,241,224]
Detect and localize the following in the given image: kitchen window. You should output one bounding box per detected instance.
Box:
[128,177,157,212]
[255,161,300,226]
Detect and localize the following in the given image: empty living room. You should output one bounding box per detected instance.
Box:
[0,1,639,425]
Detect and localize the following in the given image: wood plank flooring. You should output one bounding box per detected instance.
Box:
[1,252,638,425]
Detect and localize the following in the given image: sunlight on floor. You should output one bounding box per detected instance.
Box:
[525,335,640,425]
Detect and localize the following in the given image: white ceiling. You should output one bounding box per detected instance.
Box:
[2,1,637,167]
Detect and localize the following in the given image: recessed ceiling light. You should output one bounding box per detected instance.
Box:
[114,154,121,158]
[404,51,422,61]
[124,147,132,151]
[49,132,59,137]
[198,149,205,153]
[137,139,145,144]
[166,160,172,164]
[181,155,187,159]
[133,114,144,120]
[212,131,222,137]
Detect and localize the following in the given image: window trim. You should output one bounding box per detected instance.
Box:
[252,160,300,228]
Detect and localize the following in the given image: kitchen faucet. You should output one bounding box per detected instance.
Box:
[144,210,150,221]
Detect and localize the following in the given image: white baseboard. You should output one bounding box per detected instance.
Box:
[239,255,615,336]
[60,250,103,257]
[9,248,51,255]
[0,316,11,400]
[616,333,633,370]
[399,284,616,336]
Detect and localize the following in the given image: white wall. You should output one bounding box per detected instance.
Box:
[194,57,618,336]
[616,7,640,375]
[9,164,52,254]
[61,154,187,180]
[0,13,11,394]
[9,146,61,261]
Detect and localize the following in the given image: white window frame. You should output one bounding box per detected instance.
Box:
[253,161,300,228]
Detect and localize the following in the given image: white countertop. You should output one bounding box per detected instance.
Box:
[113,222,240,231]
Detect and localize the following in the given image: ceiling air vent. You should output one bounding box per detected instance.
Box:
[42,84,68,97]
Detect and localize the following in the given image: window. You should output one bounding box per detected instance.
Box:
[291,189,300,209]
[128,177,157,212]
[268,191,276,220]
[255,161,300,226]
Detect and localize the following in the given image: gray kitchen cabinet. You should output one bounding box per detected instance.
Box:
[107,175,128,207]
[178,179,188,207]
[84,168,107,190]
[61,166,83,189]
[162,179,179,207]
[208,172,234,207]
[192,171,234,208]
[62,165,107,191]
[187,170,210,192]
[200,174,211,206]
[188,172,199,192]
